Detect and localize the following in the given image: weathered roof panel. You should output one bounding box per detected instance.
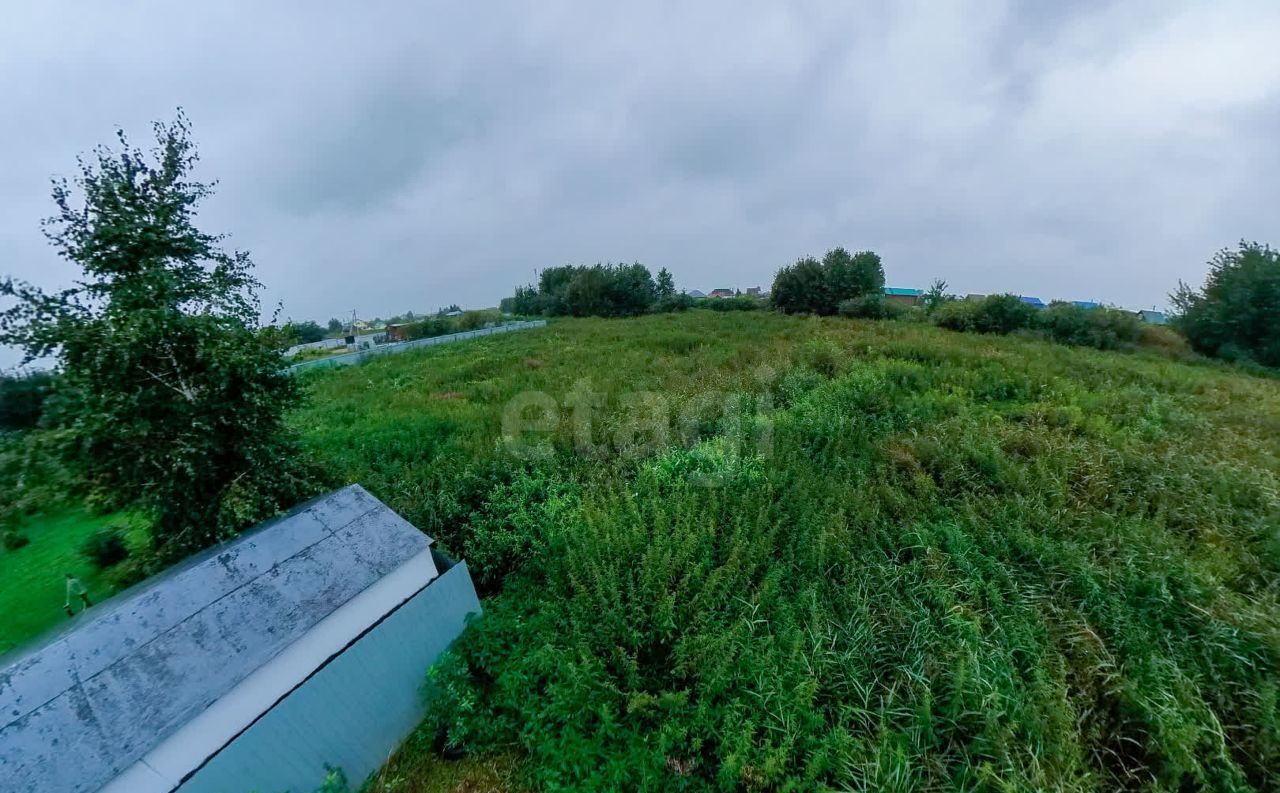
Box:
[0,485,432,793]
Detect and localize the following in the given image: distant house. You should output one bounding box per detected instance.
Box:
[965,293,987,302]
[884,287,923,307]
[708,288,734,298]
[1072,301,1100,310]
[1136,309,1167,325]
[1019,296,1047,309]
[0,485,480,793]
[686,289,706,298]
[444,309,464,318]
[745,286,762,297]
[386,323,412,342]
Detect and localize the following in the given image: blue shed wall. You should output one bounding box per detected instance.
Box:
[177,561,480,793]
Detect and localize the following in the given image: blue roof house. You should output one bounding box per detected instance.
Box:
[1019,296,1047,309]
[1071,301,1100,310]
[0,485,481,793]
[884,287,923,306]
[1137,310,1168,325]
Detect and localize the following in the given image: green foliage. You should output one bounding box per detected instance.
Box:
[509,262,660,318]
[772,248,884,315]
[696,295,762,312]
[81,526,129,569]
[822,247,885,309]
[920,278,953,313]
[296,312,1280,790]
[656,267,676,300]
[463,469,579,593]
[936,293,1040,335]
[392,310,502,341]
[367,739,523,793]
[837,293,906,320]
[0,113,320,562]
[973,293,1042,334]
[930,297,980,332]
[0,429,76,529]
[800,337,843,377]
[1040,302,1141,350]
[0,370,56,431]
[288,320,326,344]
[311,766,349,793]
[654,293,696,313]
[770,255,827,314]
[1139,324,1193,358]
[2,530,30,551]
[1172,241,1280,367]
[459,309,497,330]
[936,297,1165,355]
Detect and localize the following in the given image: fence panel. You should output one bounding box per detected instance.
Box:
[286,320,547,374]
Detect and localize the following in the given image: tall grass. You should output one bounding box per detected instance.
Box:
[296,311,1280,791]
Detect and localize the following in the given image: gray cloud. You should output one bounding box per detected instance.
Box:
[2,1,1278,367]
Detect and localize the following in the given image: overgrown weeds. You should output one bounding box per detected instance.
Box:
[297,311,1280,791]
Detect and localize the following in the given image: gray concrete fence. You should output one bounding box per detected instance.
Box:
[287,320,547,374]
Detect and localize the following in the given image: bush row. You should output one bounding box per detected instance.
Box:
[928,295,1142,350]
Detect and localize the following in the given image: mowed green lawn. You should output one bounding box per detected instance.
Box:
[0,508,147,655]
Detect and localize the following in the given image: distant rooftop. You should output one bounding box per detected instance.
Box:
[884,287,922,296]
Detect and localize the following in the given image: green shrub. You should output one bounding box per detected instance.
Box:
[837,294,906,320]
[82,526,129,569]
[104,553,153,590]
[0,370,57,431]
[696,295,762,312]
[772,248,884,315]
[1040,303,1141,350]
[800,337,842,377]
[932,298,981,332]
[1138,324,1192,358]
[2,529,30,551]
[463,470,578,593]
[1172,240,1280,367]
[459,310,499,330]
[506,262,659,318]
[653,293,695,312]
[972,294,1042,334]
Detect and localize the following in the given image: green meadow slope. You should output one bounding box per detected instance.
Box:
[296,310,1280,791]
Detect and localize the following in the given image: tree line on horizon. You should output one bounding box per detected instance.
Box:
[497,242,1279,369]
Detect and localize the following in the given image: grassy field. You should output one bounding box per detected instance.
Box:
[293,311,1280,792]
[0,507,147,655]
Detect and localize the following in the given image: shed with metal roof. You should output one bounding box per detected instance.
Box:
[884,287,923,306]
[0,485,480,793]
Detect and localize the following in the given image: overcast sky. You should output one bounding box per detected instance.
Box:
[2,1,1278,366]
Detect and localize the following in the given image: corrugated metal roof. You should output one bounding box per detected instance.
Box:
[884,287,922,296]
[0,485,432,793]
